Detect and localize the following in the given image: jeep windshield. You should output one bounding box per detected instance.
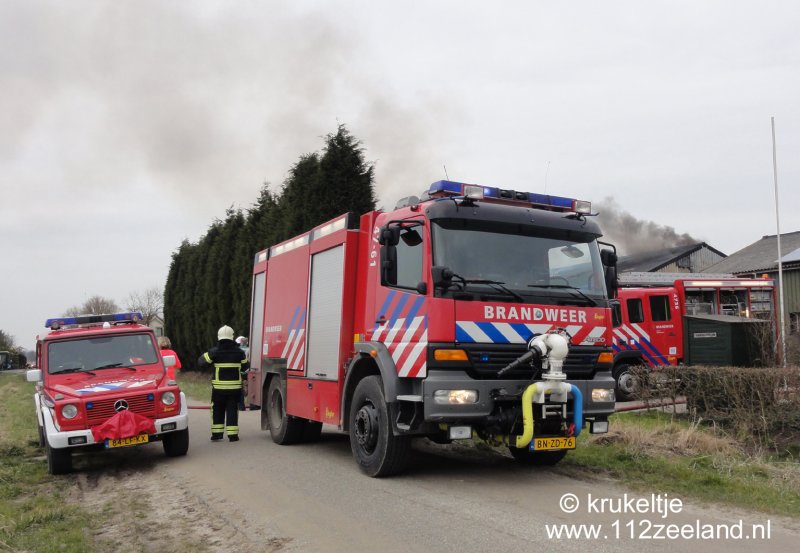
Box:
[47,334,159,375]
[431,219,607,306]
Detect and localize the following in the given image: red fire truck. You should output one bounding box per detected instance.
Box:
[611,272,777,399]
[27,312,189,474]
[247,180,619,476]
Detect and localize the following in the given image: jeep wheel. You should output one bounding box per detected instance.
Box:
[163,428,189,457]
[46,442,72,475]
[349,376,410,477]
[266,377,304,444]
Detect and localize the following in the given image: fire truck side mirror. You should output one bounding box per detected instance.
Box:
[600,249,617,266]
[378,225,400,246]
[380,244,398,286]
[604,265,618,297]
[600,248,618,297]
[431,265,454,289]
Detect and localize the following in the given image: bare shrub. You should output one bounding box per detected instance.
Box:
[654,365,800,448]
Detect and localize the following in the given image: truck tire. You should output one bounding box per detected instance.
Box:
[507,446,567,466]
[46,442,72,475]
[37,424,45,448]
[614,363,640,401]
[266,377,304,444]
[163,428,189,457]
[349,376,410,477]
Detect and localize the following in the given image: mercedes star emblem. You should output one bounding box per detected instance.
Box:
[114,399,129,412]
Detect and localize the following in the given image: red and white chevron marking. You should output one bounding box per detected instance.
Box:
[281,327,306,371]
[371,315,427,378]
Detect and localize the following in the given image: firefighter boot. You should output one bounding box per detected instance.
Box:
[210,433,223,441]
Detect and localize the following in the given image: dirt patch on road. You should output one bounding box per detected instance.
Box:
[66,449,292,553]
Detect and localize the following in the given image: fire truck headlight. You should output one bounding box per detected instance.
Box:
[434,389,478,405]
[61,404,79,419]
[161,391,176,406]
[591,388,615,403]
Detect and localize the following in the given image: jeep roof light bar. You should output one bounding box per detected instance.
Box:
[45,312,144,330]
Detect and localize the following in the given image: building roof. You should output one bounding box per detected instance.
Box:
[702,231,800,274]
[617,242,725,273]
[781,247,800,264]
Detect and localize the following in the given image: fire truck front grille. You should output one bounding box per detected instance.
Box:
[460,344,601,380]
[84,394,156,425]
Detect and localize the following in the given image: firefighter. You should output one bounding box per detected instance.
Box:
[198,325,248,442]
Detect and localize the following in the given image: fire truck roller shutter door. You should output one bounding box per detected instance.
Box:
[306,245,345,380]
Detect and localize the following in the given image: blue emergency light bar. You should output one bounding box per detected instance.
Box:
[427,180,591,213]
[45,312,143,330]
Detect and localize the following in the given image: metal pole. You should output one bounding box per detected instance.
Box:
[771,117,788,368]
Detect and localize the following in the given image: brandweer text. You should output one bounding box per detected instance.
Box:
[484,306,587,323]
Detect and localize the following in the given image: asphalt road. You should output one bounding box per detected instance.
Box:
[147,406,799,553]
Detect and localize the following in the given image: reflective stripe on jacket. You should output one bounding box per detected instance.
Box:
[200,339,248,391]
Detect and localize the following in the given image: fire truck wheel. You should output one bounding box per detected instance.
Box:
[267,377,304,444]
[507,446,567,466]
[163,428,189,457]
[614,363,640,401]
[45,441,72,475]
[349,376,411,477]
[37,424,45,448]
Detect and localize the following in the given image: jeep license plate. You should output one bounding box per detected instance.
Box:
[106,435,149,448]
[531,437,576,451]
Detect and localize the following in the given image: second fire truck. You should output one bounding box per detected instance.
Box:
[248,180,618,476]
[611,272,777,399]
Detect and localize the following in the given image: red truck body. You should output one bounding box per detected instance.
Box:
[247,180,619,476]
[614,273,777,367]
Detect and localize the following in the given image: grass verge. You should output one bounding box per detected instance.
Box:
[562,411,800,517]
[0,375,96,552]
[176,370,212,403]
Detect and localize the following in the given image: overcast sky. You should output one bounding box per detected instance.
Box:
[2,1,799,351]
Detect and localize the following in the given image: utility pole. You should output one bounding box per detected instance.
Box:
[771,116,787,368]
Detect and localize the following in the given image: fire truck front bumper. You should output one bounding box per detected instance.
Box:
[420,369,616,423]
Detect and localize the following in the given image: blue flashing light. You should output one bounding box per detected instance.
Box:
[428,180,466,195]
[147,393,155,401]
[86,402,94,410]
[529,193,573,209]
[45,312,144,329]
[427,181,588,213]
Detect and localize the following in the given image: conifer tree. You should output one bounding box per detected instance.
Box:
[164,124,377,371]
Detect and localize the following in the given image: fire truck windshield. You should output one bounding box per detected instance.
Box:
[431,220,607,305]
[46,334,159,375]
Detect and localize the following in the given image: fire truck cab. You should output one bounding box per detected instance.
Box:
[249,181,618,476]
[27,312,189,474]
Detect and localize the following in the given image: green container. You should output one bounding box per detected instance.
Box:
[683,315,771,367]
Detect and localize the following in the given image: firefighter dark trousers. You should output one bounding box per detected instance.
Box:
[211,388,241,439]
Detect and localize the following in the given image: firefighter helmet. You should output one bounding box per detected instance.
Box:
[217,325,235,341]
